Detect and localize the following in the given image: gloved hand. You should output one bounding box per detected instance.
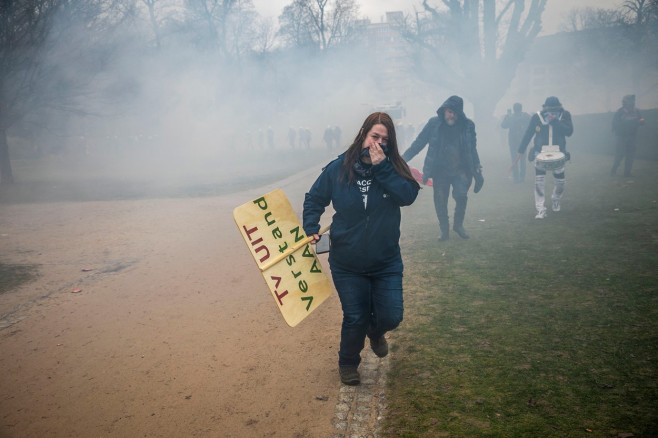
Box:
[473,170,484,193]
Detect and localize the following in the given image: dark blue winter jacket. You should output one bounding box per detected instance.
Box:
[303,153,419,274]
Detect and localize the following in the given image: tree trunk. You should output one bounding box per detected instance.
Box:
[0,128,14,184]
[146,2,162,50]
[482,0,496,68]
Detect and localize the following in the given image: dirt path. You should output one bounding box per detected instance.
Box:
[0,166,351,437]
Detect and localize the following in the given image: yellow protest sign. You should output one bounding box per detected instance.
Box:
[233,189,333,327]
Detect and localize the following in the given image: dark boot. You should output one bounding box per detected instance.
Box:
[453,225,469,239]
[438,220,449,241]
[339,367,360,386]
[453,200,470,240]
[369,336,388,358]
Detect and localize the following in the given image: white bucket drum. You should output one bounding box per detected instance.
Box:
[535,145,567,171]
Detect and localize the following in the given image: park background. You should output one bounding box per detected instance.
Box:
[1,1,657,437]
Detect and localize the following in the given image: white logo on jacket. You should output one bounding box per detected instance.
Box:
[357,178,372,208]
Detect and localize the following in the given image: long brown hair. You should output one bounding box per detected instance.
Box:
[341,112,420,189]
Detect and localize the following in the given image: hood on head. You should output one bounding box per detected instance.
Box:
[622,94,635,107]
[437,95,466,121]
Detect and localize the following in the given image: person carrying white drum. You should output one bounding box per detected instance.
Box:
[515,96,574,219]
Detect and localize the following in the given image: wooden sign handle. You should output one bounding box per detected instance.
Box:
[259,224,330,272]
[509,153,522,172]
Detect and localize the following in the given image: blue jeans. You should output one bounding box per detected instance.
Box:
[612,135,637,176]
[331,268,404,368]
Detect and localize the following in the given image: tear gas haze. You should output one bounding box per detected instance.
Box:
[2,0,656,200]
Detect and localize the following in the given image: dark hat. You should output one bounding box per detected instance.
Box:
[543,96,562,108]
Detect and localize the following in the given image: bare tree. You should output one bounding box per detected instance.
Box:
[561,7,623,32]
[279,0,315,49]
[226,1,259,61]
[278,0,358,51]
[563,1,657,32]
[621,0,658,88]
[253,17,278,54]
[650,0,658,24]
[183,0,258,60]
[399,0,546,131]
[0,0,135,184]
[623,0,651,26]
[142,0,164,49]
[0,1,59,183]
[562,0,658,92]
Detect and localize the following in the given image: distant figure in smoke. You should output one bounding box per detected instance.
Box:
[297,126,306,149]
[304,128,312,149]
[323,126,334,151]
[267,126,275,149]
[288,127,296,149]
[303,112,420,386]
[402,95,483,241]
[333,125,342,150]
[516,96,573,219]
[501,103,531,183]
[258,129,264,149]
[611,94,644,177]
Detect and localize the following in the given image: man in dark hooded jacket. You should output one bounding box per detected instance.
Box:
[402,95,483,241]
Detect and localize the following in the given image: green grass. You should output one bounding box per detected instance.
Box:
[386,152,658,437]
